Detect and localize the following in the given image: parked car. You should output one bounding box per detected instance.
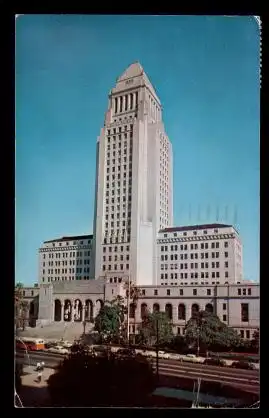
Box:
[158,351,170,359]
[231,361,255,370]
[47,346,69,355]
[117,348,136,358]
[203,358,225,367]
[93,346,111,358]
[167,353,181,361]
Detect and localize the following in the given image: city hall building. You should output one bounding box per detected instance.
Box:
[34,63,259,338]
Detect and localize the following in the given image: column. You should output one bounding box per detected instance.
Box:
[82,305,86,322]
[60,303,64,322]
[72,302,76,322]
[122,95,126,113]
[127,94,131,111]
[187,304,192,321]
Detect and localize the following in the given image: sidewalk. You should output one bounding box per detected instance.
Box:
[18,365,55,407]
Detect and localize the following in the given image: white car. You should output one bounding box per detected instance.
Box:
[167,353,181,360]
[158,351,170,359]
[47,346,69,355]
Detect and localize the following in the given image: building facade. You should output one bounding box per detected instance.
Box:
[38,235,93,284]
[157,224,243,286]
[37,279,259,340]
[92,62,173,286]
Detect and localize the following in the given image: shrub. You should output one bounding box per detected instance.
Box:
[47,344,156,407]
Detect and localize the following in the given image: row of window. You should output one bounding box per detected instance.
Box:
[163,229,220,238]
[50,240,91,247]
[103,236,130,244]
[105,220,131,228]
[44,251,90,259]
[161,242,229,251]
[161,261,228,269]
[238,288,252,296]
[46,267,90,274]
[161,254,230,263]
[102,264,129,271]
[45,259,90,267]
[103,245,130,253]
[107,126,133,136]
[103,254,129,261]
[160,271,228,279]
[43,276,91,282]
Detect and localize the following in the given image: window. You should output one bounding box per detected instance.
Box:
[207,289,211,296]
[223,303,227,310]
[167,289,170,296]
[179,289,183,295]
[154,289,158,296]
[224,242,228,248]
[223,314,227,322]
[225,252,228,258]
[248,288,251,295]
[203,230,207,234]
[241,303,249,322]
[246,330,250,339]
[193,289,197,296]
[142,289,145,295]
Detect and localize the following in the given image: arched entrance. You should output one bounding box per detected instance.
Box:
[178,304,186,320]
[54,299,61,322]
[74,299,83,322]
[141,303,148,319]
[95,299,104,316]
[129,303,136,318]
[191,303,200,318]
[64,300,72,322]
[85,299,93,321]
[165,303,173,320]
[205,303,214,314]
[153,303,160,313]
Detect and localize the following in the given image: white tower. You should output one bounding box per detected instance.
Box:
[91,62,173,285]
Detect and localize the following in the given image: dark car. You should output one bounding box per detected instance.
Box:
[117,348,136,358]
[203,358,225,367]
[231,361,255,370]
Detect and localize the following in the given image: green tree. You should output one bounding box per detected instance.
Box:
[185,310,241,352]
[94,298,127,342]
[251,329,259,353]
[47,344,156,407]
[138,311,173,346]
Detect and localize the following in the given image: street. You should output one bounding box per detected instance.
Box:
[16,350,259,395]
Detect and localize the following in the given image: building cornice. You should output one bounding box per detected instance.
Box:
[157,233,235,244]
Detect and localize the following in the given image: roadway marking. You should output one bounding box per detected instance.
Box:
[153,365,259,384]
[157,361,259,378]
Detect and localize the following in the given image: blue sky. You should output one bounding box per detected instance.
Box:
[16,15,260,285]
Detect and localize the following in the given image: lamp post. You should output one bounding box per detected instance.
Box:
[126,275,131,345]
[156,317,159,381]
[83,320,86,338]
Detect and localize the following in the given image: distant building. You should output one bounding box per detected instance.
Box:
[157,224,243,286]
[38,235,93,284]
